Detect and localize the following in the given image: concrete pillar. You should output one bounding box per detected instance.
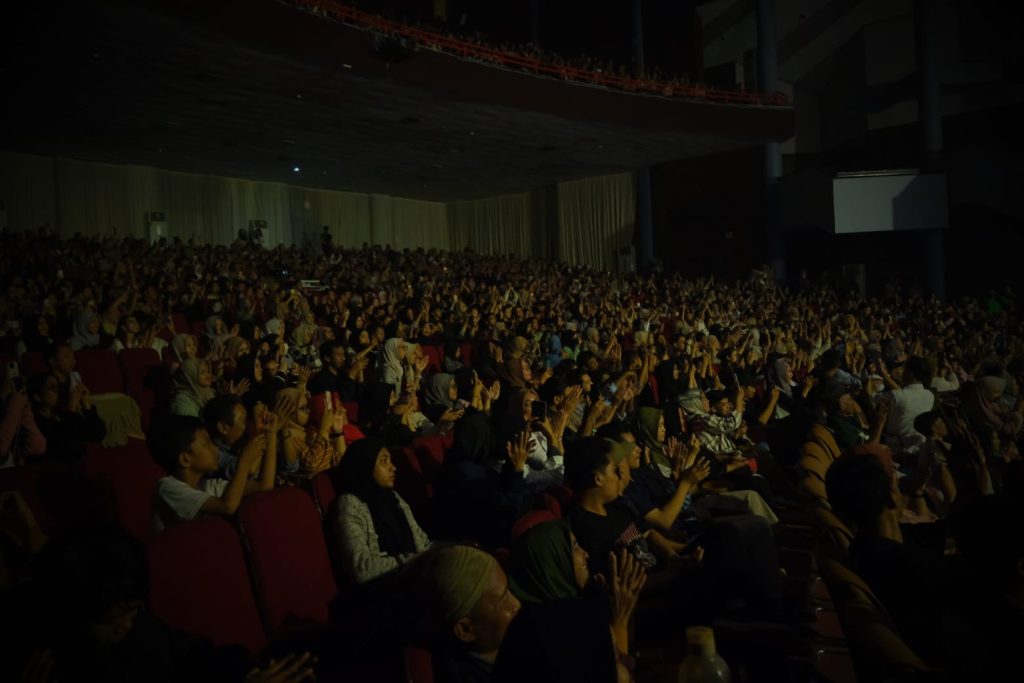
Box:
[915,0,946,300]
[757,0,785,284]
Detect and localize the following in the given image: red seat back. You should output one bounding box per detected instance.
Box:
[422,345,443,374]
[309,470,337,520]
[82,439,165,542]
[20,351,47,377]
[148,517,268,654]
[118,348,164,430]
[404,646,435,683]
[238,487,338,634]
[76,349,124,394]
[341,401,359,425]
[411,434,446,481]
[648,375,660,406]
[0,462,93,533]
[459,342,474,368]
[510,510,558,540]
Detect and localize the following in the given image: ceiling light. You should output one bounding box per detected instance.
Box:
[292,166,300,172]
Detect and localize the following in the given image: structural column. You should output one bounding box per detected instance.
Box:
[756,0,784,285]
[632,0,655,273]
[915,0,946,300]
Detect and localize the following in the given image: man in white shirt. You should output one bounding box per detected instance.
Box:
[883,357,936,456]
[151,412,279,531]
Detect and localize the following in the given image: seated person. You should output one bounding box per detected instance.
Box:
[150,413,278,530]
[308,339,363,402]
[26,372,106,463]
[202,393,259,480]
[14,524,312,682]
[333,438,431,584]
[417,545,521,683]
[507,519,646,656]
[825,452,952,667]
[169,359,215,418]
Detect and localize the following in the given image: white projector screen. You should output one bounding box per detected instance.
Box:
[832,173,948,234]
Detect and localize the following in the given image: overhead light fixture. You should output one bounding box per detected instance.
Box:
[292,166,301,172]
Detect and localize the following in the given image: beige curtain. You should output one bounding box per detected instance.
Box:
[448,192,531,257]
[2,152,638,272]
[556,172,636,271]
[369,195,449,250]
[0,151,57,231]
[0,152,445,248]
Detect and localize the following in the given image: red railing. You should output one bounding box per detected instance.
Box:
[285,0,790,107]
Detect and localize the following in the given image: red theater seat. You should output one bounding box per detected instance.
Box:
[238,487,338,636]
[82,439,164,542]
[309,470,337,520]
[118,348,164,429]
[422,345,443,374]
[76,349,125,394]
[510,510,558,540]
[404,646,435,683]
[148,517,268,654]
[20,351,47,377]
[411,434,446,480]
[390,446,432,526]
[0,462,86,533]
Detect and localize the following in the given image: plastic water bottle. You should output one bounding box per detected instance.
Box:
[677,626,731,683]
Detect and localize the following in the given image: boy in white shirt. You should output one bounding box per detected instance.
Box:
[151,408,279,530]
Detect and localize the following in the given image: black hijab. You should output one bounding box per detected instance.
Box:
[336,437,417,557]
[654,359,684,406]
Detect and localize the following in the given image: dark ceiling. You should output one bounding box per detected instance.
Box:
[0,0,792,201]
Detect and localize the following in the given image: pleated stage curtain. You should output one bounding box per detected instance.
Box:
[448,192,532,257]
[556,171,636,271]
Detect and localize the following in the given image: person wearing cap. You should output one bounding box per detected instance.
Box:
[418,545,521,683]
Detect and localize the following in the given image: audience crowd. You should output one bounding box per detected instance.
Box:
[1,227,1022,681]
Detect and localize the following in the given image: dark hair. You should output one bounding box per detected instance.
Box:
[902,356,933,386]
[45,341,71,363]
[538,377,567,406]
[595,420,632,442]
[319,338,345,362]
[819,348,842,372]
[202,394,243,437]
[825,453,893,532]
[149,415,206,474]
[913,411,943,438]
[564,437,614,492]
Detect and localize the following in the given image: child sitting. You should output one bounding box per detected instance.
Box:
[150,409,279,531]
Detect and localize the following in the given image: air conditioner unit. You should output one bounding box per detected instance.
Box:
[617,245,637,273]
[146,211,167,243]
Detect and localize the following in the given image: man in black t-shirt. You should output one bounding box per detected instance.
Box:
[564,437,659,577]
[307,340,363,403]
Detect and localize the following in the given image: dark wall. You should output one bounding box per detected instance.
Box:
[650,147,765,280]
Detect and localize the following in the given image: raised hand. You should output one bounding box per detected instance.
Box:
[273,391,298,423]
[228,378,251,396]
[506,430,530,472]
[607,548,647,628]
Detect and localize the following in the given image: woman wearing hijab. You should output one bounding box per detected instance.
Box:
[274,387,342,477]
[442,340,465,374]
[233,353,274,409]
[68,311,110,351]
[963,374,1024,438]
[379,337,408,392]
[765,357,813,419]
[508,520,590,604]
[169,358,216,417]
[333,437,431,584]
[203,315,233,360]
[16,315,54,359]
[168,333,198,375]
[646,400,777,522]
[423,372,457,423]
